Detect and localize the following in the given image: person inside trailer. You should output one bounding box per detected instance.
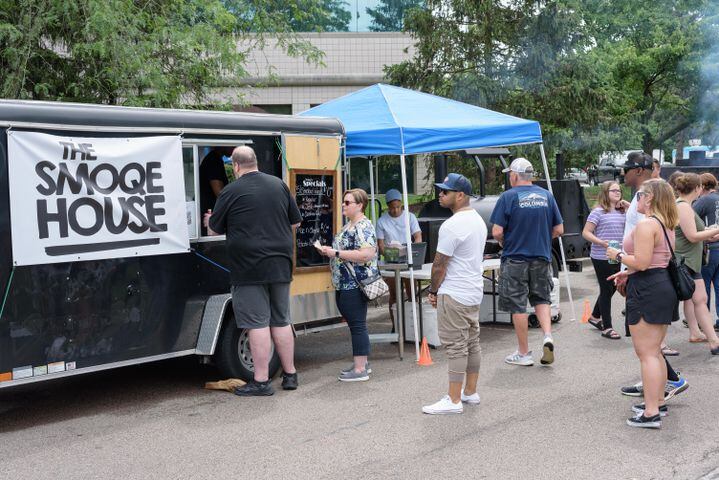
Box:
[199,146,233,216]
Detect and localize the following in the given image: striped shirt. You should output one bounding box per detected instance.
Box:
[587,207,626,260]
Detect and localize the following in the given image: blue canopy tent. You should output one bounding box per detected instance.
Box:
[301,84,576,359]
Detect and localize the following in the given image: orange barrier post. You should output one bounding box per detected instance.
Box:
[418,337,433,366]
[581,299,591,323]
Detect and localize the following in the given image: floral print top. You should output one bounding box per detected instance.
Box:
[330,217,379,290]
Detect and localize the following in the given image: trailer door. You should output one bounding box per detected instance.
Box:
[281,134,343,324]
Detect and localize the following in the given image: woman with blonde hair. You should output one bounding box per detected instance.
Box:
[582,181,625,339]
[607,179,681,428]
[672,173,719,352]
[318,188,379,382]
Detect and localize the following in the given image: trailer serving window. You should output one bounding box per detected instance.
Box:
[182,145,199,239]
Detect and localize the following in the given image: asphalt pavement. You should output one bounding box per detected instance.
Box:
[1,260,718,480]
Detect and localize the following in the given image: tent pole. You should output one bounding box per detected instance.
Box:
[539,144,578,323]
[369,157,377,224]
[399,154,420,361]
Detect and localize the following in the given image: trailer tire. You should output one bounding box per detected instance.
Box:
[215,313,281,382]
[528,314,540,328]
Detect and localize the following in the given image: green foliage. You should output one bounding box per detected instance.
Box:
[242,0,350,32]
[387,0,719,170]
[366,0,423,32]
[0,0,326,107]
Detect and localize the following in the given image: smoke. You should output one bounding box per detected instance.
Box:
[698,4,719,152]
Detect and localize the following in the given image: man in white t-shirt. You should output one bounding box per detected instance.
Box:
[376,189,422,248]
[621,153,654,270]
[376,189,422,324]
[422,173,487,415]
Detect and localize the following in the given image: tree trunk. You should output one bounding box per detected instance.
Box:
[675,130,686,163]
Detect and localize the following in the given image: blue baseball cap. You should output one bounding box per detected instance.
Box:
[434,173,473,195]
[385,189,402,203]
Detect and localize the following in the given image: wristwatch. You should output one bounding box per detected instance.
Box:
[616,252,623,263]
[335,250,340,258]
[428,289,437,295]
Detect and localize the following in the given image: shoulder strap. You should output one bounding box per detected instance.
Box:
[650,216,677,259]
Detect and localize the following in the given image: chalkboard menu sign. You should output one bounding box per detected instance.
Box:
[290,169,337,270]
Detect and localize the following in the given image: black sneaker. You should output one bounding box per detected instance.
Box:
[626,413,661,429]
[620,381,643,397]
[632,403,668,417]
[234,380,275,397]
[281,372,298,390]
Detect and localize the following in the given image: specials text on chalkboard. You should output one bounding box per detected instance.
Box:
[290,169,337,270]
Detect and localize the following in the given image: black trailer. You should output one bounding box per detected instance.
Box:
[0,100,345,388]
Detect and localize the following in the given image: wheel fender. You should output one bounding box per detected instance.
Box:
[195,294,232,355]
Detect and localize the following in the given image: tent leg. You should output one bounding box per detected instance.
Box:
[539,144,578,322]
[369,157,377,224]
[399,154,420,361]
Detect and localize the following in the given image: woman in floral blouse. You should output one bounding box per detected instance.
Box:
[318,188,379,382]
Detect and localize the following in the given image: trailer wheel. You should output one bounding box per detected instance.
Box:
[528,314,540,328]
[552,312,562,323]
[215,313,281,382]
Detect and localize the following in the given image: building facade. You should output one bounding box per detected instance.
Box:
[230,32,415,115]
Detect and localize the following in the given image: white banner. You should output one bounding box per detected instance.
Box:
[8,131,190,266]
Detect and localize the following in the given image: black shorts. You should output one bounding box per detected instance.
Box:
[498,258,553,314]
[686,266,703,280]
[626,269,678,326]
[231,283,291,329]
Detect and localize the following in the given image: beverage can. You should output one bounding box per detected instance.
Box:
[608,240,620,264]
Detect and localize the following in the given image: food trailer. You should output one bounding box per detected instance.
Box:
[0,99,345,387]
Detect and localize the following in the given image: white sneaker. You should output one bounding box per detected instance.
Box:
[461,391,480,405]
[422,395,463,415]
[505,350,534,366]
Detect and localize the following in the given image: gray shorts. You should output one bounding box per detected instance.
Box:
[231,283,291,329]
[498,258,552,314]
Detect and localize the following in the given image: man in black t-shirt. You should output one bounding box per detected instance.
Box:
[199,147,232,216]
[206,146,302,396]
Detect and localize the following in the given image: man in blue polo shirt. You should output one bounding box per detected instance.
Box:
[490,158,564,367]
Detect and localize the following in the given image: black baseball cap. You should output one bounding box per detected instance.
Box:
[623,152,653,170]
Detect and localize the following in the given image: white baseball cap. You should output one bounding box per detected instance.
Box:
[502,158,534,174]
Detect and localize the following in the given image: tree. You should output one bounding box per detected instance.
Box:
[387,0,719,168]
[243,0,350,32]
[366,0,423,32]
[0,0,326,107]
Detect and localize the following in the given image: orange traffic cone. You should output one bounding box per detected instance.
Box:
[418,337,433,366]
[581,299,591,323]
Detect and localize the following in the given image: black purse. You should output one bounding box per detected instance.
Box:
[652,216,695,301]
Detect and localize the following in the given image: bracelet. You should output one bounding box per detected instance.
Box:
[428,289,437,295]
[335,250,340,258]
[616,252,623,263]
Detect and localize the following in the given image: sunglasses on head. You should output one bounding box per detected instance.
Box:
[636,191,648,199]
